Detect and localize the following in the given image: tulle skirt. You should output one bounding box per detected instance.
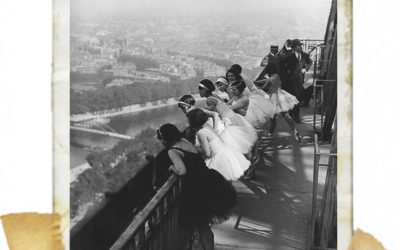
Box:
[206,145,250,181]
[245,89,276,128]
[179,169,237,228]
[270,88,299,113]
[220,116,257,154]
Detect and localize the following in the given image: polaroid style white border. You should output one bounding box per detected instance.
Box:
[52,1,353,249]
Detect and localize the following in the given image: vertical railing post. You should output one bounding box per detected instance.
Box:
[309,133,321,249]
[317,123,337,248]
[110,175,194,250]
[313,83,317,135]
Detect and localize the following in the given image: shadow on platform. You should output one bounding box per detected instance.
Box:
[213,106,331,250]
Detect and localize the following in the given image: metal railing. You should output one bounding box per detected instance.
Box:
[71,157,158,250]
[307,133,337,250]
[313,79,337,138]
[300,39,325,54]
[110,174,194,250]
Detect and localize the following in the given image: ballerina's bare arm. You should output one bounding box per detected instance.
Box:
[205,97,218,111]
[197,130,211,158]
[200,108,221,130]
[254,78,269,89]
[226,97,234,105]
[167,149,187,176]
[243,78,256,91]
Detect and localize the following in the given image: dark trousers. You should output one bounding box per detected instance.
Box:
[289,104,300,120]
[300,85,314,105]
[282,73,302,120]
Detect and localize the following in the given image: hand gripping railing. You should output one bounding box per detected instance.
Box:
[307,133,337,250]
[110,174,193,250]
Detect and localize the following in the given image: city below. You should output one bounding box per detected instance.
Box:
[71,12,326,93]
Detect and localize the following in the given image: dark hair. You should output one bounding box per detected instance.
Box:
[229,64,242,75]
[178,95,195,109]
[157,123,182,146]
[181,126,197,145]
[230,80,246,94]
[187,109,209,130]
[265,63,278,76]
[199,79,215,93]
[226,69,242,81]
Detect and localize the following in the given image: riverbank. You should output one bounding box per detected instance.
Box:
[71,163,92,183]
[70,91,229,123]
[70,94,201,123]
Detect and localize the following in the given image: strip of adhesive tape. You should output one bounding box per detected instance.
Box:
[348,229,385,250]
[1,213,64,250]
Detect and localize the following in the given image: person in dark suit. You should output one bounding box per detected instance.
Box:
[275,39,293,94]
[260,45,279,67]
[279,39,293,56]
[259,45,279,79]
[279,39,312,122]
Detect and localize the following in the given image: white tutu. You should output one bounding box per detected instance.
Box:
[270,88,299,113]
[208,96,258,154]
[200,128,250,181]
[220,121,257,155]
[202,115,255,155]
[206,117,225,133]
[245,89,276,128]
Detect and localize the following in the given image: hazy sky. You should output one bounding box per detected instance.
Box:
[71,0,332,20]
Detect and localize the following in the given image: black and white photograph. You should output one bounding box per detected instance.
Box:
[67,0,343,249]
[5,0,400,249]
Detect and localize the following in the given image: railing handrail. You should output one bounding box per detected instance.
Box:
[314,79,337,82]
[110,174,180,250]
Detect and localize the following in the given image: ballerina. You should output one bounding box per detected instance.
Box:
[254,63,301,142]
[198,79,257,156]
[178,94,226,146]
[187,109,250,181]
[228,76,276,129]
[226,80,249,117]
[226,66,253,98]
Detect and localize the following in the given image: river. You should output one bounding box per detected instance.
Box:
[70,101,205,168]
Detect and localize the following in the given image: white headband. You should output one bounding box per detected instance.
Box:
[177,101,191,107]
[216,78,229,86]
[198,83,209,90]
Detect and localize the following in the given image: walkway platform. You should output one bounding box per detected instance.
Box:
[213,106,331,250]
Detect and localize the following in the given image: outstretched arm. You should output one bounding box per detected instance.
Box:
[243,79,256,92]
[167,149,187,176]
